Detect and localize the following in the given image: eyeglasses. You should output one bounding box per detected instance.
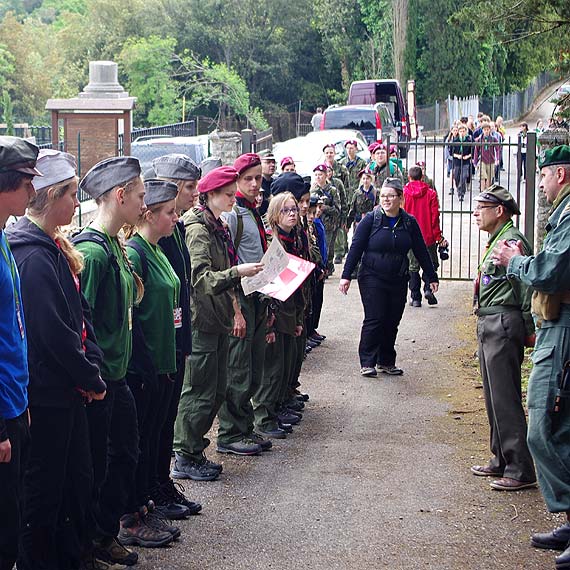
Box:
[280,206,299,215]
[473,205,498,211]
[379,194,399,200]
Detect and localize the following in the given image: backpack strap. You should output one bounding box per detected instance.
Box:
[126,239,149,282]
[72,231,124,325]
[232,205,244,251]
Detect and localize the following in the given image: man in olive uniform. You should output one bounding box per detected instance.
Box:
[311,163,342,275]
[492,146,570,567]
[471,185,536,491]
[217,153,269,454]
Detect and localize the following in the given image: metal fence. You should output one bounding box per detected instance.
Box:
[418,71,558,133]
[391,132,537,280]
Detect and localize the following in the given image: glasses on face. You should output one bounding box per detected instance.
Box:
[380,194,399,200]
[280,206,299,215]
[473,205,497,212]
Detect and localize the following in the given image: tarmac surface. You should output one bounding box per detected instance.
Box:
[133,278,563,570]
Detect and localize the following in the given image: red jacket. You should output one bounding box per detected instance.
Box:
[402,180,442,247]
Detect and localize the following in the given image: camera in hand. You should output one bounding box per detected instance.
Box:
[438,244,449,260]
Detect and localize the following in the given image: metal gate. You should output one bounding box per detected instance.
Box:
[388,131,537,281]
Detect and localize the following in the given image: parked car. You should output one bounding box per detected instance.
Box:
[347,79,412,156]
[320,103,398,146]
[551,83,570,102]
[273,129,370,178]
[130,136,208,173]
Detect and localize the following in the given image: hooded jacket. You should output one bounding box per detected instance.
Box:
[402,180,442,247]
[183,207,241,334]
[6,217,105,407]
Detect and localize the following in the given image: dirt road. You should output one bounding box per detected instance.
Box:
[134,278,562,570]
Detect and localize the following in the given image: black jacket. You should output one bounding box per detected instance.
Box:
[342,208,438,287]
[7,217,105,407]
[159,221,192,357]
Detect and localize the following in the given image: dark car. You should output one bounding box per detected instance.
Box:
[320,104,398,146]
[348,79,413,156]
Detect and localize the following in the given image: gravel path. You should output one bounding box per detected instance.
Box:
[133,278,563,570]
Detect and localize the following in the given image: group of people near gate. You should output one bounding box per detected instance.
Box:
[0,138,327,570]
[2,125,570,570]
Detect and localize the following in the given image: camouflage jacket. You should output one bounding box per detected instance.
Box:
[310,182,342,232]
[341,155,367,199]
[373,161,404,189]
[347,185,378,227]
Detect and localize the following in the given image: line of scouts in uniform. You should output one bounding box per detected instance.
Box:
[0,136,333,570]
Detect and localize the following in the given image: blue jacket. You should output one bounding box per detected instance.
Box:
[0,230,28,440]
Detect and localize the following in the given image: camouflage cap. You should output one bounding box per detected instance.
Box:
[538,145,570,169]
[475,183,521,215]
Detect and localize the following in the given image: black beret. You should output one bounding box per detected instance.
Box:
[271,172,311,201]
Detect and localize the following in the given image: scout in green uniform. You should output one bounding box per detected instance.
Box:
[265,192,307,429]
[370,143,404,189]
[341,140,368,202]
[492,146,570,568]
[74,156,145,567]
[311,163,342,275]
[118,179,182,548]
[172,166,263,482]
[216,153,269,455]
[151,154,202,518]
[347,167,377,229]
[471,185,536,491]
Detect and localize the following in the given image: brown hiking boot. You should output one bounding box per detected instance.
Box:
[93,535,138,566]
[118,509,173,548]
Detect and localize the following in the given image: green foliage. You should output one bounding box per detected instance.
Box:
[2,91,14,134]
[119,36,181,126]
[0,44,15,91]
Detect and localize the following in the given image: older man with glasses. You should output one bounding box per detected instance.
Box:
[471,184,537,492]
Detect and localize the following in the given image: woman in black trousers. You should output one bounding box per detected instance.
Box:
[339,178,438,378]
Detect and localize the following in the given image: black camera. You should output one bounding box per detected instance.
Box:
[438,244,449,261]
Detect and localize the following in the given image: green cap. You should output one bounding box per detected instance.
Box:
[475,183,521,216]
[538,145,570,169]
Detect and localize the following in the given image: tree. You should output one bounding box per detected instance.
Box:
[119,36,181,126]
[175,53,268,130]
[1,90,14,134]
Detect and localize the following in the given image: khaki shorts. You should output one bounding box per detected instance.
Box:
[480,162,494,183]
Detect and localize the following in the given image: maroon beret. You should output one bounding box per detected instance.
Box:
[313,163,328,173]
[198,165,238,194]
[369,142,386,154]
[280,156,295,169]
[233,153,261,175]
[322,143,335,152]
[358,166,374,178]
[344,140,358,148]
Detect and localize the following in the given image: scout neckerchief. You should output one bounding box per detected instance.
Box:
[235,190,268,252]
[361,184,375,203]
[0,231,24,339]
[196,205,238,266]
[474,219,513,307]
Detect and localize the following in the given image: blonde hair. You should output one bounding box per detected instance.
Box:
[266,192,297,231]
[28,177,84,275]
[123,202,164,240]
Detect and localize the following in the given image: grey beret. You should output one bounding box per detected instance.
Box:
[152,153,201,181]
[199,157,222,177]
[32,149,77,191]
[143,179,178,207]
[382,177,403,192]
[79,156,141,200]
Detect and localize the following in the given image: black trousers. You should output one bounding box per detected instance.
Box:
[156,357,185,486]
[357,277,407,368]
[0,411,29,570]
[87,379,139,539]
[310,279,325,334]
[18,403,92,570]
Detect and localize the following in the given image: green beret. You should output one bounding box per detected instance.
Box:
[475,184,521,216]
[538,145,570,169]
